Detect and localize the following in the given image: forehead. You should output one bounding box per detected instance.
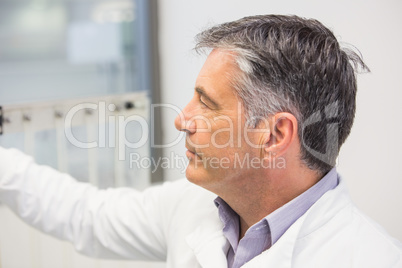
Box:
[195,49,239,102]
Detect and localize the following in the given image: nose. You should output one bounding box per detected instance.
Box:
[174,107,196,134]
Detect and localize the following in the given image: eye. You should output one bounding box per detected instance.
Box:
[199,97,209,108]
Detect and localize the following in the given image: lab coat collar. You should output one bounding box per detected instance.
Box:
[297,175,351,238]
[184,198,306,268]
[242,212,307,267]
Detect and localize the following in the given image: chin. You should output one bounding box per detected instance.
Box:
[186,168,224,196]
[185,166,200,184]
[185,165,209,187]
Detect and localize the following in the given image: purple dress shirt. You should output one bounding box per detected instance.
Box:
[214,168,339,268]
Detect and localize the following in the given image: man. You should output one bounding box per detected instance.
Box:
[0,15,401,267]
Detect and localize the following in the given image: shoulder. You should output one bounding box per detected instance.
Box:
[294,177,402,267]
[349,205,402,256]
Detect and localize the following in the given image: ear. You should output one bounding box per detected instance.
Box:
[263,112,298,159]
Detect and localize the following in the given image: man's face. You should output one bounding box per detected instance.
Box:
[174,50,266,191]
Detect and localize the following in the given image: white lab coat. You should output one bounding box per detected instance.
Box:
[0,147,401,267]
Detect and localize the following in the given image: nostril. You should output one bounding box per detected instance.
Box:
[175,116,196,134]
[180,128,192,134]
[174,108,197,133]
[184,120,196,133]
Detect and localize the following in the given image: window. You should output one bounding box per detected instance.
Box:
[0,0,162,186]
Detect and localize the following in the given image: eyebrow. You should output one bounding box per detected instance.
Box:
[195,86,220,109]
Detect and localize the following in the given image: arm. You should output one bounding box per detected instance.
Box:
[0,147,167,261]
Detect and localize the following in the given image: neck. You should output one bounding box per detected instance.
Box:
[219,166,321,239]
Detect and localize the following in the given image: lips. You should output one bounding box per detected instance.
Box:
[185,145,201,159]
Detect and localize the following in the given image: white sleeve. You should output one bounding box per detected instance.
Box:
[0,147,167,261]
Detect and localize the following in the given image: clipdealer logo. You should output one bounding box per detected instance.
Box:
[63,101,340,168]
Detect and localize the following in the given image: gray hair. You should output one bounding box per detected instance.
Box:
[195,15,369,174]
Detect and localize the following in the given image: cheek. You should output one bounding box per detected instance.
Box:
[211,129,233,147]
[210,118,238,147]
